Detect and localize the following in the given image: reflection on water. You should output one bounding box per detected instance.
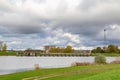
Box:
[0,68,32,75]
[0,56,116,75]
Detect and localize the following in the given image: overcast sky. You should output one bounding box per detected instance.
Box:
[0,0,120,50]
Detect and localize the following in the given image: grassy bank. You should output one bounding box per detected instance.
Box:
[1,64,120,80]
[91,53,120,57]
[0,51,16,56]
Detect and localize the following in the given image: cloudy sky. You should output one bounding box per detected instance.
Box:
[0,0,120,50]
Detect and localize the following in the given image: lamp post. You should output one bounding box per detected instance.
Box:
[104,29,107,50]
[104,29,106,45]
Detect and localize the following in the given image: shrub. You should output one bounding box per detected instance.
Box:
[95,54,106,64]
[110,61,120,64]
[71,62,91,66]
[34,64,40,70]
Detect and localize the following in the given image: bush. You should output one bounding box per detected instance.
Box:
[110,61,120,64]
[71,62,91,66]
[34,64,40,70]
[95,54,106,64]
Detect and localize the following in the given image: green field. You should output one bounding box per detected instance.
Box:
[91,53,120,56]
[0,51,16,56]
[0,64,120,80]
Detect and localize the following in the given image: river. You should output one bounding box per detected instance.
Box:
[0,56,116,75]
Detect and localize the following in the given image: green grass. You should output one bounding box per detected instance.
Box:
[43,64,120,80]
[103,53,120,56]
[1,64,120,80]
[91,53,120,56]
[0,66,88,80]
[0,51,16,56]
[81,70,120,80]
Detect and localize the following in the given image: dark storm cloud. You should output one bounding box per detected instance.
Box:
[53,0,120,41]
[11,26,43,34]
[0,26,10,34]
[0,0,120,49]
[2,34,25,37]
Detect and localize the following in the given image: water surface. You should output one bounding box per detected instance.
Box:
[0,56,116,75]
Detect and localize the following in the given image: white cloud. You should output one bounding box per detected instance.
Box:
[0,0,120,49]
[63,33,80,43]
[8,41,22,45]
[74,46,94,50]
[108,24,119,30]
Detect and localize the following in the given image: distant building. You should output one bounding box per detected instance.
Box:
[0,41,3,51]
[79,50,91,53]
[23,49,44,56]
[74,49,91,53]
[44,45,56,53]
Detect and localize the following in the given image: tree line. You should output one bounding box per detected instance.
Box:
[50,45,74,53]
[91,44,120,53]
[0,43,7,52]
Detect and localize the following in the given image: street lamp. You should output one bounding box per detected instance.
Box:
[104,29,106,45]
[104,29,107,50]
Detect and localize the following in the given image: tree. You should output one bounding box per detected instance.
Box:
[106,44,119,53]
[96,47,103,53]
[56,47,60,53]
[50,47,56,53]
[50,47,61,53]
[64,45,74,53]
[91,47,103,53]
[91,49,96,53]
[50,45,74,53]
[91,44,120,53]
[2,43,7,52]
[95,54,106,64]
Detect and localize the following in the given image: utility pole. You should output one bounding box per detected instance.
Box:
[104,29,107,51]
[104,29,106,45]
